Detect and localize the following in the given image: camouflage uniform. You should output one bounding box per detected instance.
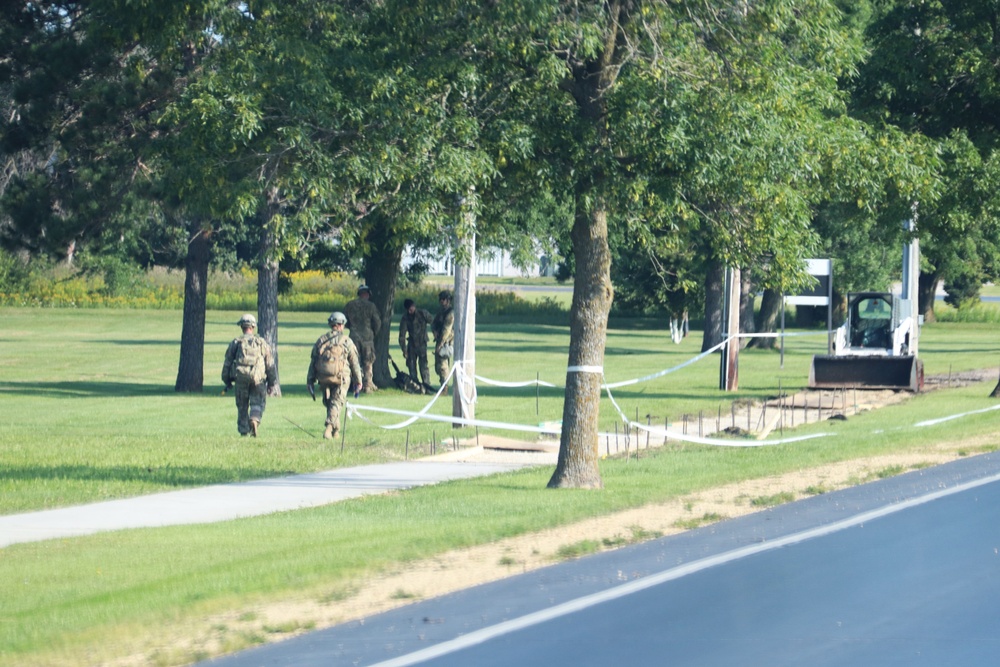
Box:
[307,329,362,439]
[343,292,381,392]
[222,324,277,437]
[398,304,434,386]
[432,294,455,386]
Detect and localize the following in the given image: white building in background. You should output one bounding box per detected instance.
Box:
[402,245,557,278]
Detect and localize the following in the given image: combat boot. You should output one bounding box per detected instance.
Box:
[250,419,259,437]
[323,423,334,439]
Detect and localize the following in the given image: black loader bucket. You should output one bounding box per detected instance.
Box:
[809,355,923,391]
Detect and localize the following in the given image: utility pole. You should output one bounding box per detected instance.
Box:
[901,216,920,357]
[452,194,476,425]
[720,266,740,391]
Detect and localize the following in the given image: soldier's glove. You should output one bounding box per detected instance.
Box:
[307,383,316,401]
[354,384,361,399]
[266,384,275,396]
[222,382,232,396]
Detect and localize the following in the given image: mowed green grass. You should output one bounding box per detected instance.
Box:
[1,307,1000,666]
[1,307,997,512]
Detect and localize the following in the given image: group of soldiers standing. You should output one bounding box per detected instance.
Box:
[398,290,454,390]
[221,286,455,440]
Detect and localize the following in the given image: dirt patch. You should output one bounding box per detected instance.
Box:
[113,372,999,666]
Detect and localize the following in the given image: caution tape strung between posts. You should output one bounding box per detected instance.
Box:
[346,334,835,448]
[600,372,833,447]
[346,329,986,448]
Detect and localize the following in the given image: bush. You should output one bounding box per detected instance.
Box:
[0,264,570,323]
[934,302,1000,324]
[0,249,33,293]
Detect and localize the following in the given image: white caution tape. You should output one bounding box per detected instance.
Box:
[474,375,557,388]
[915,403,1000,427]
[602,337,731,389]
[630,423,834,447]
[349,402,562,435]
[347,363,458,429]
[567,365,604,374]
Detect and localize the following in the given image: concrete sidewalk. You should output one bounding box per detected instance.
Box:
[0,460,526,548]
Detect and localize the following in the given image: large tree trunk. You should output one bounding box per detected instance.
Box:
[548,0,622,490]
[749,287,782,350]
[918,270,939,324]
[548,204,613,490]
[174,226,211,392]
[361,216,403,391]
[257,201,282,396]
[702,258,725,352]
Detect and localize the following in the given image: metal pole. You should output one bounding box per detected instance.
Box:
[780,295,786,369]
[340,404,348,453]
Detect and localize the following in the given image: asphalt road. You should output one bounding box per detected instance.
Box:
[200,452,1000,667]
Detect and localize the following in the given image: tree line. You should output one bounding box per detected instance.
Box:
[3,0,999,487]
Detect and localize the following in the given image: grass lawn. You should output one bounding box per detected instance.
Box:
[1,306,999,666]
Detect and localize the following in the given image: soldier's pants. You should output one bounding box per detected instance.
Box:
[406,345,430,386]
[321,381,349,431]
[354,337,377,389]
[234,381,267,435]
[434,352,450,387]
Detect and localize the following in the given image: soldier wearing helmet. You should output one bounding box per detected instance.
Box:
[342,285,382,393]
[307,312,362,439]
[221,313,276,437]
[432,290,455,390]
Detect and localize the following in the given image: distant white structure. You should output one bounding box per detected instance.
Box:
[402,246,557,278]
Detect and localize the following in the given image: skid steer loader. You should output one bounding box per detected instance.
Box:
[809,292,923,391]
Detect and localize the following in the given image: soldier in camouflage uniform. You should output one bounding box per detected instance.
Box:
[307,312,363,439]
[342,285,381,393]
[398,298,434,387]
[221,314,276,437]
[432,290,455,389]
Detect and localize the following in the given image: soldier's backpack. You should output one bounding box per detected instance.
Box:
[315,336,347,384]
[233,336,267,386]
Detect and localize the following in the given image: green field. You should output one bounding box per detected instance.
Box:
[1,306,999,666]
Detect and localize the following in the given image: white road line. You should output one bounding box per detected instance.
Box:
[368,471,1000,667]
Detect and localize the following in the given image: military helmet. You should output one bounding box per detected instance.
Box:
[238,313,257,328]
[438,290,452,301]
[328,312,347,325]
[357,285,371,295]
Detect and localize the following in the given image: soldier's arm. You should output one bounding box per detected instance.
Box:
[221,340,235,385]
[306,343,318,385]
[348,341,363,388]
[443,312,455,343]
[372,307,381,334]
[263,340,278,386]
[398,319,407,351]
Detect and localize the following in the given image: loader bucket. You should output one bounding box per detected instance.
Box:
[809,355,923,391]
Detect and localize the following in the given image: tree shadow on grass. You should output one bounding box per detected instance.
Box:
[0,464,291,488]
[0,381,179,397]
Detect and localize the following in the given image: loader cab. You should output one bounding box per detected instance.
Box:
[849,293,893,350]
